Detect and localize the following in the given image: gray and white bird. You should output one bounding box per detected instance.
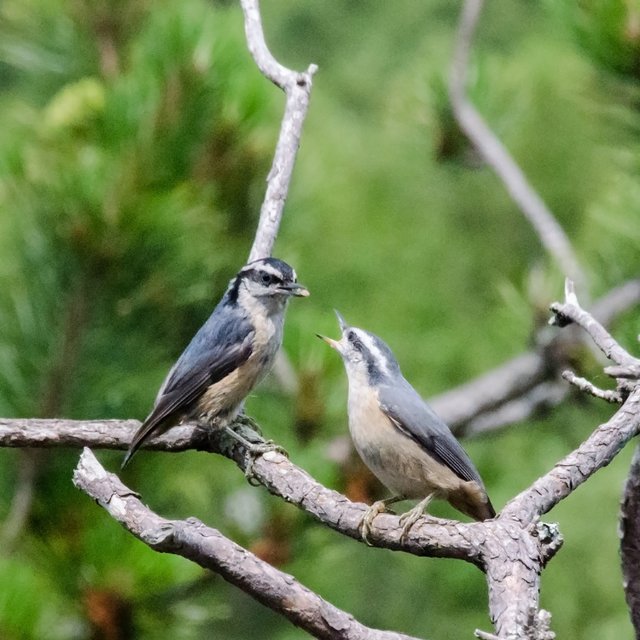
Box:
[319,313,495,541]
[123,257,309,468]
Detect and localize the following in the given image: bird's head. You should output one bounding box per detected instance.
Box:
[318,311,400,383]
[233,257,309,310]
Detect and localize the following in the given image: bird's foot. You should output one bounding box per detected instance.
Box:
[223,425,288,485]
[359,500,388,546]
[233,414,264,437]
[359,496,403,546]
[398,495,433,542]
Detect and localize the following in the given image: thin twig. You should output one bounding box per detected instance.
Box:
[241,0,318,262]
[449,0,585,290]
[561,370,622,404]
[432,278,640,435]
[496,280,640,525]
[550,279,640,367]
[73,449,421,640]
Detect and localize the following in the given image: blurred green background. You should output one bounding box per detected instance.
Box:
[1,0,639,638]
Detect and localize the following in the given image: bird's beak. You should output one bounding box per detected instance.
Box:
[280,282,310,297]
[334,309,348,332]
[316,333,342,352]
[318,310,349,352]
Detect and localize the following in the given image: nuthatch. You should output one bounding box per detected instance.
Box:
[123,257,309,467]
[319,313,495,541]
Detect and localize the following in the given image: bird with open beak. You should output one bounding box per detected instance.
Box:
[319,312,495,542]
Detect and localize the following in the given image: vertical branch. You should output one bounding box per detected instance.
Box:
[241,0,318,262]
[449,0,585,291]
[621,442,640,638]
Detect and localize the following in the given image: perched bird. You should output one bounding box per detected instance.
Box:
[123,257,309,468]
[319,312,495,541]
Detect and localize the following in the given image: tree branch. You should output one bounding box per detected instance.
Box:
[561,370,622,404]
[500,282,640,524]
[432,278,640,436]
[240,0,318,262]
[449,0,585,290]
[502,385,640,525]
[550,279,640,368]
[0,416,482,564]
[621,442,640,639]
[6,277,640,639]
[72,448,422,640]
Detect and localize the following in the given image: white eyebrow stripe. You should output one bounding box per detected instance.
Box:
[354,329,391,377]
[260,263,282,276]
[242,262,284,278]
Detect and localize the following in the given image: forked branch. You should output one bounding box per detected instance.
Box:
[241,0,317,261]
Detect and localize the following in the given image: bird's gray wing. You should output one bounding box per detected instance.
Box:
[123,312,254,467]
[378,381,483,485]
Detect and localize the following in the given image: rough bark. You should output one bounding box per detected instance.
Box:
[73,448,421,640]
[621,443,640,639]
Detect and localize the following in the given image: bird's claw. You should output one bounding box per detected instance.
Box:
[398,508,423,542]
[234,414,264,437]
[223,425,288,484]
[243,439,289,484]
[397,496,433,542]
[359,500,389,546]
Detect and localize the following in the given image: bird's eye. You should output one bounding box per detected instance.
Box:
[260,272,273,285]
[348,332,363,352]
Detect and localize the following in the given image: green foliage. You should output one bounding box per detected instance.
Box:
[1,0,640,638]
[552,0,640,80]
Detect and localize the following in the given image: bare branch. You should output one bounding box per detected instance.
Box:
[449,0,585,290]
[605,363,640,380]
[430,352,549,434]
[0,417,481,563]
[510,412,640,521]
[550,279,640,367]
[503,371,640,525]
[433,278,640,435]
[621,442,640,638]
[73,448,421,640]
[0,418,198,451]
[4,278,640,639]
[561,370,622,404]
[240,0,318,262]
[461,382,568,436]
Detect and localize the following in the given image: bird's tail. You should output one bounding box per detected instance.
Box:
[450,481,496,521]
[121,418,162,469]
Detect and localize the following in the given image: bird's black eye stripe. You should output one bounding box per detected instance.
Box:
[255,270,283,286]
[347,331,364,352]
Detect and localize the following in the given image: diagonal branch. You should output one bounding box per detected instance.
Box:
[73,448,422,640]
[432,278,640,435]
[502,385,640,525]
[550,279,640,367]
[241,0,318,262]
[449,0,585,290]
[501,282,640,524]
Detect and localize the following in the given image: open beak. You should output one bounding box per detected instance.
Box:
[317,309,349,352]
[280,282,310,297]
[316,333,341,351]
[334,309,348,332]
